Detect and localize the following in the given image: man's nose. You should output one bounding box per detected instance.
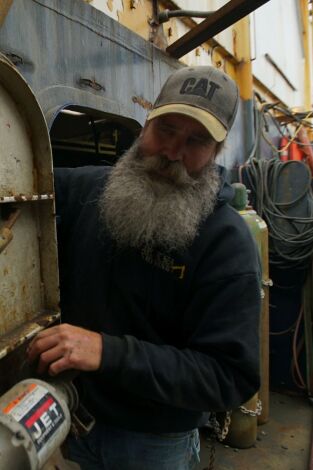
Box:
[162,137,184,162]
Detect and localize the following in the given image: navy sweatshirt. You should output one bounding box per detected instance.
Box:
[54,165,261,433]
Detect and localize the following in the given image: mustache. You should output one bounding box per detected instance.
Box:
[137,152,197,187]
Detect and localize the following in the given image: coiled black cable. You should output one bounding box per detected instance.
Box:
[243,158,313,269]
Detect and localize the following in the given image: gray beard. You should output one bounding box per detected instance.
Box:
[99,139,220,252]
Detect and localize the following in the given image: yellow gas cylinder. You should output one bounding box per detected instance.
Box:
[226,183,270,448]
[225,393,260,449]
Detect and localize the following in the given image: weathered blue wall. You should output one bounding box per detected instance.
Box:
[0,0,246,168]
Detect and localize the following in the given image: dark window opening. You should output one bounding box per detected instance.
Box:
[50,105,141,168]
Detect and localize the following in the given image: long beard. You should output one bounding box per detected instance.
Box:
[98,139,220,252]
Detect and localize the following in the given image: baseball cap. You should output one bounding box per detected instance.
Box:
[147,66,239,142]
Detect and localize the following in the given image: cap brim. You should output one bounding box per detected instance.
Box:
[147,104,227,142]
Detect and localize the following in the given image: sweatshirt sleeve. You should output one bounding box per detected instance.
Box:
[99,235,261,413]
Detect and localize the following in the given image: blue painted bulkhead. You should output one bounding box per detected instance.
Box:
[0,0,179,128]
[0,0,246,169]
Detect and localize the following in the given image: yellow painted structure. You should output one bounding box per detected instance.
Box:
[300,0,312,110]
[84,0,312,119]
[232,16,253,101]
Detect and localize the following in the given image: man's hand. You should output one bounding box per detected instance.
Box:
[27,324,103,376]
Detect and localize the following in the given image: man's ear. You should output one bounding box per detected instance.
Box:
[138,119,151,138]
[142,120,150,132]
[215,140,225,157]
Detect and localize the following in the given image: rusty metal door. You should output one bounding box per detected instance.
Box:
[0,55,59,366]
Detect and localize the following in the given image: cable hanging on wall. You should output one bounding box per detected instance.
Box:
[241,158,313,270]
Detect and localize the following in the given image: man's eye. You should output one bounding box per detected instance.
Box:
[158,125,174,136]
[187,136,208,146]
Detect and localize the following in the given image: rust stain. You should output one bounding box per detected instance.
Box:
[36,313,60,327]
[0,0,13,28]
[13,194,27,202]
[13,194,38,201]
[232,29,238,61]
[3,267,9,276]
[0,305,18,333]
[118,0,153,42]
[107,0,113,12]
[0,190,14,199]
[164,17,179,49]
[32,167,38,194]
[0,305,89,391]
[0,312,60,357]
[132,95,153,110]
[11,194,24,202]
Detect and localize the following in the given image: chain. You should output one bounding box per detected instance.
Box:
[202,411,232,470]
[201,436,216,470]
[208,438,216,470]
[262,278,273,287]
[209,411,232,441]
[239,399,262,417]
[203,402,261,470]
[219,411,232,441]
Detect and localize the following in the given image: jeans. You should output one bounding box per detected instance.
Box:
[67,423,200,470]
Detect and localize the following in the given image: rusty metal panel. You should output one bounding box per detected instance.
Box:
[0,205,43,333]
[0,57,59,357]
[0,77,36,197]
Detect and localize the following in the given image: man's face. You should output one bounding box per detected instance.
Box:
[99,127,221,251]
[139,113,219,177]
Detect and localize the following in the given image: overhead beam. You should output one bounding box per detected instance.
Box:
[166,0,271,59]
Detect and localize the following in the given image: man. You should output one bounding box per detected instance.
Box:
[28,66,261,469]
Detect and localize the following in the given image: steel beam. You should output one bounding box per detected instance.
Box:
[166,0,271,59]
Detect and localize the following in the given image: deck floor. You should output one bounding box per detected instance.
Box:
[197,392,312,470]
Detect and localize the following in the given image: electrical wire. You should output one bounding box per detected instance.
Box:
[261,109,313,155]
[291,306,306,389]
[242,94,312,164]
[251,97,312,392]
[245,96,262,163]
[243,158,313,269]
[261,108,313,148]
[249,94,313,161]
[269,319,297,336]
